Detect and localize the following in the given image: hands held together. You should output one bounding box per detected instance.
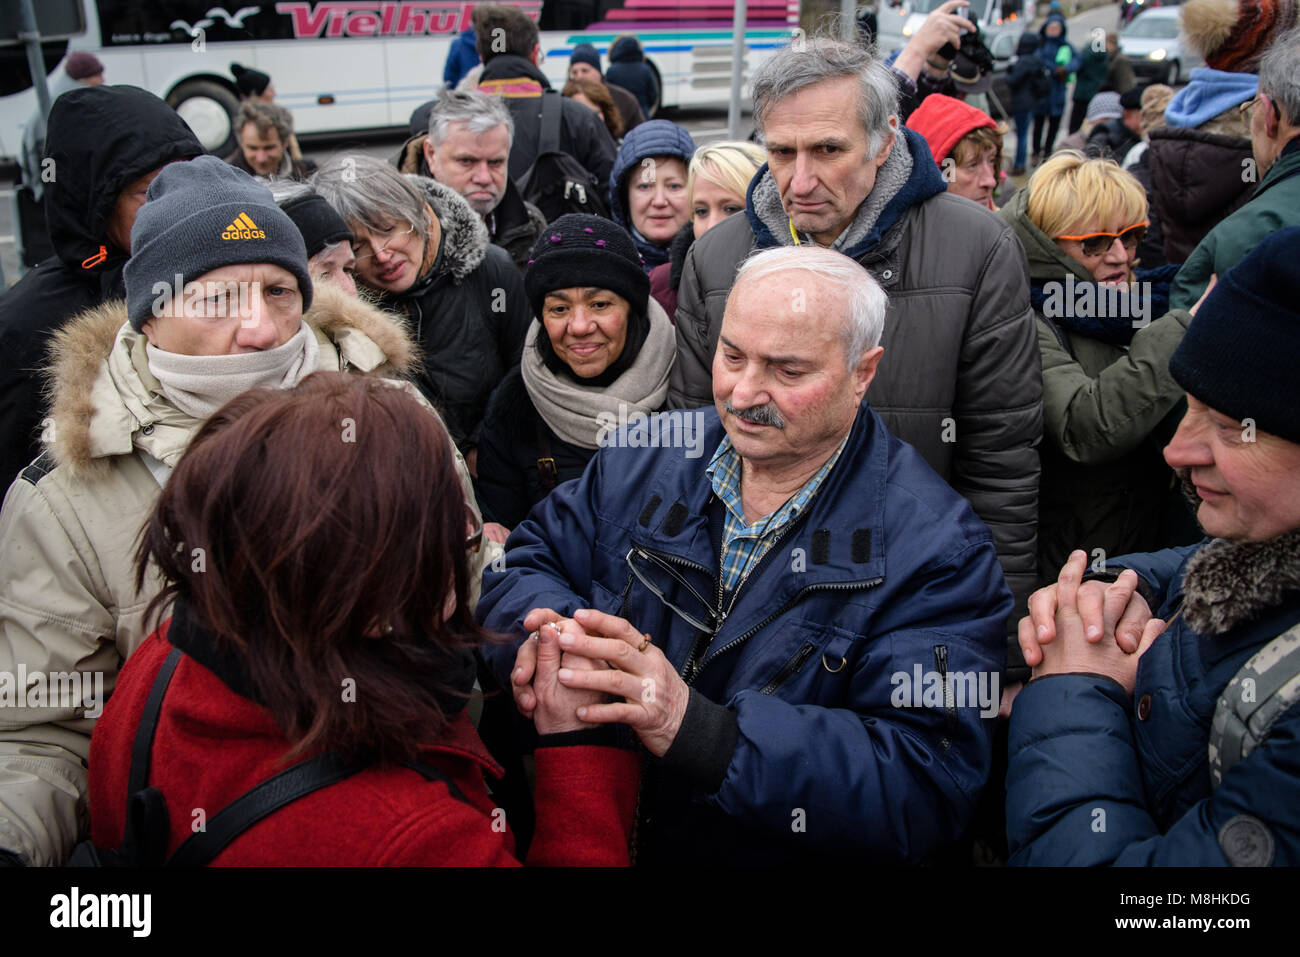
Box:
[512,607,690,757]
[1018,550,1167,695]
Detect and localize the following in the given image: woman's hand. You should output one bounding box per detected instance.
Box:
[531,619,608,734]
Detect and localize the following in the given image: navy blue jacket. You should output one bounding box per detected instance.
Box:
[478,402,1011,864]
[1037,16,1074,117]
[1006,544,1300,865]
[606,36,659,117]
[1007,33,1050,116]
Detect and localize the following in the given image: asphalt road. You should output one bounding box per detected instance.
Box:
[0,2,1140,290]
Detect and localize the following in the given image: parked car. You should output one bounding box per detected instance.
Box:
[1119,0,1181,27]
[1120,6,1202,85]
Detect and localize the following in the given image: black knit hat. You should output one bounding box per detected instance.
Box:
[1170,226,1300,444]
[569,43,603,76]
[280,191,352,260]
[524,214,649,318]
[231,62,271,98]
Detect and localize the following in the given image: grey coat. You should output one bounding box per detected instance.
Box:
[671,134,1043,674]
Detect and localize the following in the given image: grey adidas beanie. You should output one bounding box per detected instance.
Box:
[125,155,314,331]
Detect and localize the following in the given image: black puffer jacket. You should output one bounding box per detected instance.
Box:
[473,367,596,527]
[1146,123,1255,264]
[369,176,532,452]
[0,85,202,493]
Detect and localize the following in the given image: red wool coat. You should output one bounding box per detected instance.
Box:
[89,625,640,866]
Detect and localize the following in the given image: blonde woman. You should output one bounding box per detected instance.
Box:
[999,150,1192,583]
[648,140,764,318]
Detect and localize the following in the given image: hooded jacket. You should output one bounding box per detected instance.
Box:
[18,69,84,202]
[1037,15,1075,116]
[609,120,698,272]
[671,128,1042,675]
[0,86,203,493]
[1069,44,1111,105]
[1169,137,1300,310]
[476,54,617,193]
[0,283,493,867]
[605,36,659,117]
[1007,33,1050,116]
[392,133,546,273]
[369,176,532,451]
[1007,534,1300,865]
[1000,187,1191,580]
[479,401,1011,865]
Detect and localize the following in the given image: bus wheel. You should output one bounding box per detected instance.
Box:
[168,80,239,156]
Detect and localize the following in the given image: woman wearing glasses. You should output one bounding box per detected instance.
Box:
[1000,150,1193,585]
[88,373,638,865]
[311,155,531,475]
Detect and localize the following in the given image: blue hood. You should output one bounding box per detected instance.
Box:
[1164,67,1259,129]
[609,120,698,270]
[744,127,947,260]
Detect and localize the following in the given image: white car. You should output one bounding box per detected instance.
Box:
[1120,6,1204,86]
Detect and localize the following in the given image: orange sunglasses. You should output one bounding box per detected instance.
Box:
[1055,222,1150,257]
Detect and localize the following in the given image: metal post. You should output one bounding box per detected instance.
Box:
[841,0,858,40]
[17,0,51,120]
[727,0,748,138]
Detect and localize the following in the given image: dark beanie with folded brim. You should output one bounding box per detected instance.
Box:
[524,213,649,318]
[231,62,272,97]
[570,43,603,76]
[1169,226,1300,445]
[125,155,313,331]
[280,191,352,260]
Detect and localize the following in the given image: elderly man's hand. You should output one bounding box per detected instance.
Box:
[1032,562,1166,694]
[551,608,690,758]
[892,0,976,81]
[1018,551,1156,667]
[531,620,608,734]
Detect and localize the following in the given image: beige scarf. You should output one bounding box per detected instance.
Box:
[146,322,320,420]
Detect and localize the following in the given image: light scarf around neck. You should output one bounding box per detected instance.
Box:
[146,321,320,420]
[520,299,676,450]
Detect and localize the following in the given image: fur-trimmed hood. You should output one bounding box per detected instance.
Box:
[1182,529,1300,636]
[402,174,490,286]
[42,281,419,475]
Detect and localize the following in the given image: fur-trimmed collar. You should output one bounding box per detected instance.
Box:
[1182,529,1300,636]
[43,281,419,475]
[401,174,490,285]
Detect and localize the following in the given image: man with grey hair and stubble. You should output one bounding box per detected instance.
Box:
[671,36,1043,689]
[479,245,1010,865]
[392,90,545,271]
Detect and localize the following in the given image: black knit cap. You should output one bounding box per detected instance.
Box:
[1169,226,1300,444]
[524,214,649,318]
[280,191,352,260]
[231,62,271,98]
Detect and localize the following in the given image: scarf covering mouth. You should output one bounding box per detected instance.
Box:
[520,299,676,450]
[145,321,320,420]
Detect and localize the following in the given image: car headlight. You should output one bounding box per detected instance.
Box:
[1149,48,1167,60]
[903,23,914,35]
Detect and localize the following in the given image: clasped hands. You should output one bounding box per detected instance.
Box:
[1017,550,1168,695]
[512,607,689,757]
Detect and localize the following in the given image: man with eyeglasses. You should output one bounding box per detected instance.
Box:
[478,245,1010,865]
[1170,26,1300,310]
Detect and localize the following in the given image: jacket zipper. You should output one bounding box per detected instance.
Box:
[759,641,817,695]
[934,644,957,751]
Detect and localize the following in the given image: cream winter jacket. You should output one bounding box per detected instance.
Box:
[0,283,495,866]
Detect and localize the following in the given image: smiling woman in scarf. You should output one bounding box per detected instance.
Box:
[1001,150,1194,583]
[473,215,676,529]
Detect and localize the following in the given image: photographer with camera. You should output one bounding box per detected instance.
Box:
[889,0,997,121]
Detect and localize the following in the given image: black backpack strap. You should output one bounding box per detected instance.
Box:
[405,759,471,804]
[534,418,558,492]
[127,646,184,802]
[538,91,562,156]
[165,753,367,867]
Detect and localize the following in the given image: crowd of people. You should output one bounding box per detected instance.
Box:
[0,0,1297,868]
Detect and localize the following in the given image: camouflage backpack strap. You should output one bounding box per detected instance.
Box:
[1209,622,1300,789]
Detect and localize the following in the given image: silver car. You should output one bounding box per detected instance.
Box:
[1120,6,1205,86]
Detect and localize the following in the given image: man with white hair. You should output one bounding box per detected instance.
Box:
[392,90,545,271]
[479,245,1010,865]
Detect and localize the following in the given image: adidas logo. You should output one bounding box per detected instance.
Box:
[221,213,266,240]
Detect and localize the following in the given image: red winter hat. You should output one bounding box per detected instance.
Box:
[906,94,997,166]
